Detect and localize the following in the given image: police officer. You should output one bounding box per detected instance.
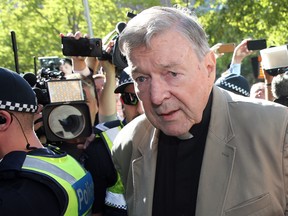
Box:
[93,68,144,216]
[0,67,94,216]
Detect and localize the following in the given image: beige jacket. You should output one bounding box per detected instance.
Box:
[112,86,288,216]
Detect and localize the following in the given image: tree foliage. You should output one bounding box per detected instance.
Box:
[197,0,288,81]
[0,0,287,83]
[0,0,131,73]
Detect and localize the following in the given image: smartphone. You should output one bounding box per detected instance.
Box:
[217,43,235,53]
[247,39,267,50]
[61,37,103,57]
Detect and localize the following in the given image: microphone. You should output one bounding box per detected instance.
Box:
[115,22,126,34]
[23,72,37,87]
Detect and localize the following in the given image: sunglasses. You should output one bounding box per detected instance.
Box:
[120,92,139,106]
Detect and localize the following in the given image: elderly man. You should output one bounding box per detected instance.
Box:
[112,6,288,216]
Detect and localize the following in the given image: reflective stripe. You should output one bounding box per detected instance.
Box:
[102,126,127,209]
[105,191,127,210]
[22,156,77,185]
[104,127,122,145]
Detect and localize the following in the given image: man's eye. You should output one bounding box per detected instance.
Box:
[135,76,147,83]
[170,72,178,77]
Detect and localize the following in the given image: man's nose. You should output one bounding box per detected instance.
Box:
[150,78,170,106]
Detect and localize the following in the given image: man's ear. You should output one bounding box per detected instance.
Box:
[205,51,216,79]
[0,111,12,130]
[0,116,6,124]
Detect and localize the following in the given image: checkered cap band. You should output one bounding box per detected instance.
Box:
[0,100,37,113]
[114,68,134,93]
[220,80,250,97]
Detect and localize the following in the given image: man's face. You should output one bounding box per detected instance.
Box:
[60,62,73,76]
[121,84,144,123]
[129,29,216,137]
[250,83,265,99]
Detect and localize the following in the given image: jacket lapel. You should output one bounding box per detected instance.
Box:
[196,87,236,216]
[131,118,159,216]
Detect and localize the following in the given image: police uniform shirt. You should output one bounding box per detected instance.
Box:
[84,137,118,214]
[57,137,117,214]
[152,93,212,216]
[0,149,66,216]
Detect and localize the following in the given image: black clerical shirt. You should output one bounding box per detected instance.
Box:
[152,93,212,216]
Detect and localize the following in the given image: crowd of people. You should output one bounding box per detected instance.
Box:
[1,5,288,216]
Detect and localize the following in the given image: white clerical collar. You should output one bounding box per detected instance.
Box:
[177,132,194,140]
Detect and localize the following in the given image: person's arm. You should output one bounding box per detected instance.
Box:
[210,43,224,59]
[86,57,100,75]
[61,31,91,76]
[263,70,274,101]
[98,60,117,122]
[229,39,254,75]
[97,41,117,122]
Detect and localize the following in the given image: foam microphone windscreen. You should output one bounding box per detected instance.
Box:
[116,22,126,34]
[23,72,37,87]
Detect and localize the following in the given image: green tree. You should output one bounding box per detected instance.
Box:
[0,0,130,73]
[197,0,288,81]
[0,0,287,83]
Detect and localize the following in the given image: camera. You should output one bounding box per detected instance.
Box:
[33,56,65,105]
[104,11,136,73]
[61,33,127,75]
[36,57,65,90]
[247,39,267,51]
[260,45,288,76]
[61,12,137,76]
[61,37,103,57]
[40,79,92,143]
[27,62,92,143]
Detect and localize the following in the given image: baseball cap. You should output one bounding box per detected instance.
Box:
[114,67,134,93]
[215,73,250,97]
[0,67,38,113]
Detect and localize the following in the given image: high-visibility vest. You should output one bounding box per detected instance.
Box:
[95,120,127,210]
[22,153,94,215]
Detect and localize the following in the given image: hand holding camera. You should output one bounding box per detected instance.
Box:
[231,39,254,65]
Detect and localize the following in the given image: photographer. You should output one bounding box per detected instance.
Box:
[64,31,118,123]
[36,31,120,216]
[59,57,73,76]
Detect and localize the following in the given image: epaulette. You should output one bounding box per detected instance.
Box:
[94,119,124,135]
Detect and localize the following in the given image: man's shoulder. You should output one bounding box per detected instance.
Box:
[215,86,288,116]
[230,94,288,117]
[121,114,153,136]
[0,151,27,172]
[213,86,288,134]
[0,177,61,215]
[113,114,154,149]
[123,114,153,131]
